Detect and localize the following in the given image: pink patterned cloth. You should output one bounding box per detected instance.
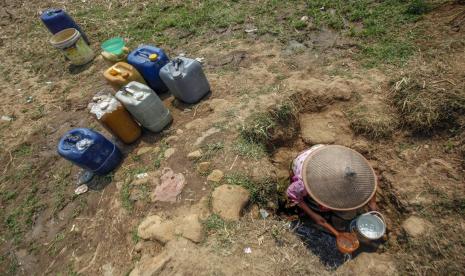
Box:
[286,145,324,205]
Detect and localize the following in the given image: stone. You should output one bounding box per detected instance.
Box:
[187,150,203,160]
[175,214,204,243]
[207,169,224,182]
[352,140,370,154]
[134,241,145,253]
[212,185,250,221]
[338,253,397,276]
[129,253,171,276]
[402,216,430,238]
[165,135,179,144]
[132,172,160,186]
[137,215,175,244]
[164,148,176,159]
[137,147,154,156]
[194,127,220,146]
[102,263,115,276]
[300,114,336,145]
[197,162,211,174]
[248,204,260,219]
[151,168,185,203]
[176,129,184,135]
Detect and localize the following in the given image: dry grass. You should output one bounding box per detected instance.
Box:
[347,103,398,139]
[391,77,465,134]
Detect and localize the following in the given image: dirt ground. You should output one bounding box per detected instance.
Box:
[1,1,465,275]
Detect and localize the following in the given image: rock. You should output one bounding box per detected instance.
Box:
[134,241,145,253]
[187,150,203,160]
[338,253,397,276]
[129,253,171,276]
[207,169,224,182]
[176,129,184,135]
[300,114,336,144]
[194,127,220,146]
[248,204,260,219]
[197,162,211,174]
[402,216,430,238]
[212,185,250,221]
[352,140,370,154]
[102,263,115,276]
[151,168,185,203]
[137,215,175,244]
[164,148,176,159]
[165,135,179,144]
[175,214,204,243]
[137,147,155,156]
[272,148,296,165]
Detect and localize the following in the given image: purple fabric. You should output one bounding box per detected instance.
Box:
[286,145,323,205]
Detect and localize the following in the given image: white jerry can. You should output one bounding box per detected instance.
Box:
[115,81,172,132]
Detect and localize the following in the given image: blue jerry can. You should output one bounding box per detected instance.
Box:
[57,128,122,175]
[127,45,170,93]
[40,8,90,44]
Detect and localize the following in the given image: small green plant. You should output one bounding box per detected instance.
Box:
[203,214,226,232]
[233,138,266,159]
[406,0,431,15]
[292,19,307,30]
[201,142,224,160]
[13,144,32,158]
[120,182,133,211]
[131,227,141,243]
[225,173,277,205]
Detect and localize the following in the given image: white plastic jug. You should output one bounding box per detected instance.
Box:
[115,81,172,132]
[159,57,210,104]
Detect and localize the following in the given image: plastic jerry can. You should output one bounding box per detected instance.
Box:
[103,62,147,92]
[57,128,122,175]
[159,57,210,104]
[40,8,89,44]
[127,45,170,93]
[116,82,172,132]
[88,93,141,144]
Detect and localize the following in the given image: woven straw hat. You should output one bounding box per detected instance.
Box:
[302,145,377,211]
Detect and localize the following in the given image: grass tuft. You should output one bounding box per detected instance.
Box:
[392,77,465,134]
[225,173,277,205]
[233,138,266,159]
[347,103,398,139]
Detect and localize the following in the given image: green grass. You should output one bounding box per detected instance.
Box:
[200,142,224,161]
[233,138,266,159]
[13,144,33,158]
[120,182,133,211]
[203,214,226,232]
[225,173,277,205]
[306,0,433,67]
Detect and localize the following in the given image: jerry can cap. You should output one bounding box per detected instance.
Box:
[149,53,158,61]
[109,68,119,76]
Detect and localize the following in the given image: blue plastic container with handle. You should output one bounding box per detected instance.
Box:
[40,8,90,44]
[127,45,170,93]
[57,128,122,175]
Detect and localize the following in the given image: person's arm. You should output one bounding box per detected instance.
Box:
[297,201,339,237]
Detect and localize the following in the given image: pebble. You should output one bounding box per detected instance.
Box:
[197,162,211,174]
[164,148,176,159]
[187,150,203,160]
[207,169,224,182]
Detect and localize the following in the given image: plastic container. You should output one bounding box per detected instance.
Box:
[50,28,94,66]
[101,37,125,55]
[127,45,170,93]
[103,62,147,92]
[159,57,210,104]
[116,82,172,132]
[88,93,141,144]
[350,211,386,243]
[40,8,89,44]
[57,128,122,175]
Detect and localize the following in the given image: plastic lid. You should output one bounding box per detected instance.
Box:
[149,53,158,61]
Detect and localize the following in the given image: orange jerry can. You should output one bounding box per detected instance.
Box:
[103,62,146,92]
[89,93,142,144]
